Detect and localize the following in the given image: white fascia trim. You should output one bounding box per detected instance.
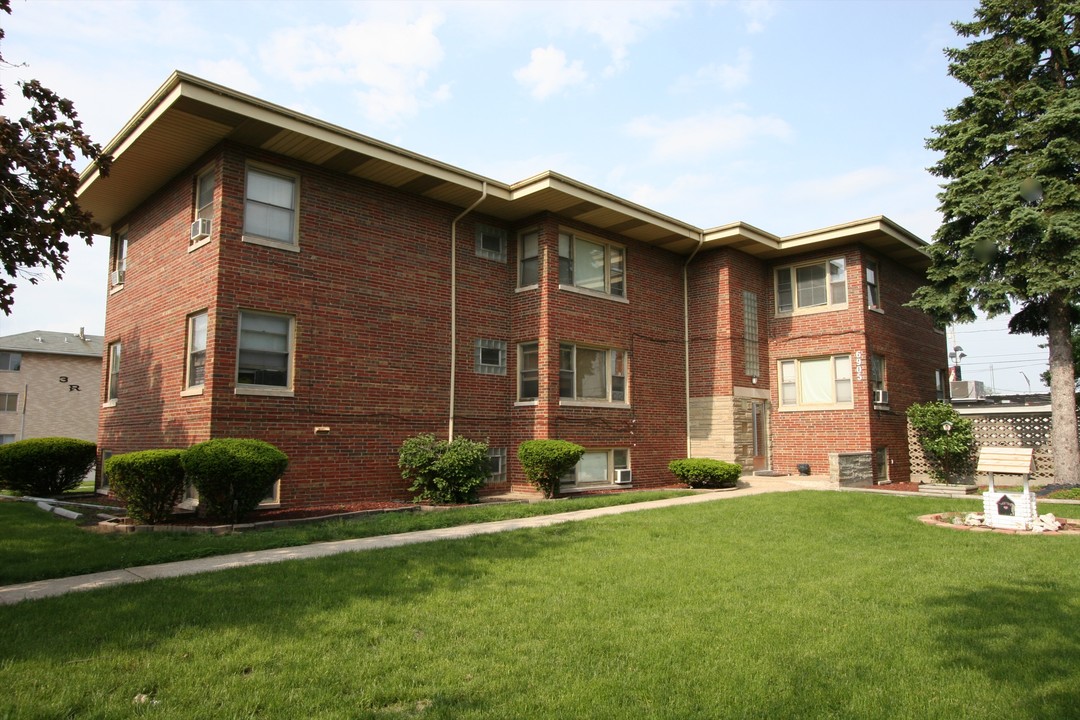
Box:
[510,171,697,239]
[778,216,929,252]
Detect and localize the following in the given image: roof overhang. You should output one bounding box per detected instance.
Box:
[699,216,930,269]
[78,71,930,269]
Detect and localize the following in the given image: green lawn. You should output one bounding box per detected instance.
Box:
[0,490,693,585]
[2,492,1076,719]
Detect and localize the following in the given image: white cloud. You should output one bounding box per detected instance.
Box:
[625,107,792,163]
[739,0,776,34]
[262,12,447,125]
[671,49,752,93]
[562,1,683,75]
[514,46,588,100]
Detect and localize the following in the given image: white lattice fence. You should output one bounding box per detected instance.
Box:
[908,410,1057,484]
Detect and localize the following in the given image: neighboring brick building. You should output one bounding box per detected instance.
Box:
[77,72,946,505]
[0,330,104,444]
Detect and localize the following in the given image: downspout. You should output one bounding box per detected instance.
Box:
[448,182,489,440]
[20,383,27,440]
[683,232,705,457]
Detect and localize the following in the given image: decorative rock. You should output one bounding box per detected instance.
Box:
[1033,513,1061,532]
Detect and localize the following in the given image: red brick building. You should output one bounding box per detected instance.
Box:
[78,73,946,505]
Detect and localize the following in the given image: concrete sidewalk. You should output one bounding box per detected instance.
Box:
[1,475,833,606]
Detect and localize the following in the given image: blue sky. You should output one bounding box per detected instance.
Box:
[0,0,1049,393]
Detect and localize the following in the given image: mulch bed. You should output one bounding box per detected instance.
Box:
[151,501,411,526]
[870,482,922,493]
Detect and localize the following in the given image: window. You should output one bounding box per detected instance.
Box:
[111,228,128,286]
[106,342,121,403]
[866,260,881,310]
[475,339,507,375]
[559,344,627,403]
[558,232,625,297]
[561,449,629,489]
[476,224,507,262]
[743,291,760,377]
[196,169,215,222]
[0,393,17,412]
[186,312,208,389]
[262,480,280,505]
[487,447,507,484]
[244,165,298,247]
[775,258,847,313]
[778,355,852,409]
[871,354,886,392]
[518,342,538,401]
[0,434,15,445]
[237,311,292,388]
[935,369,948,401]
[519,231,539,287]
[0,352,21,371]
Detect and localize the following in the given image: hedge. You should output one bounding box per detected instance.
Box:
[181,438,289,523]
[668,458,742,488]
[104,449,187,524]
[399,433,490,504]
[518,440,585,498]
[0,437,96,496]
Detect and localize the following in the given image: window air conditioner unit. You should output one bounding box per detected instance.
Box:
[873,390,889,405]
[109,269,124,286]
[190,218,211,243]
[614,469,633,485]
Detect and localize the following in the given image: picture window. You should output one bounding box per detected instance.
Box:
[558,232,625,297]
[775,258,847,314]
[779,355,852,409]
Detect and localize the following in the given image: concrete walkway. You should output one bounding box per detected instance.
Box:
[0,475,834,606]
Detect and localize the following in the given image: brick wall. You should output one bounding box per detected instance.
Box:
[98,150,220,471]
[863,251,947,482]
[101,146,692,504]
[766,248,945,480]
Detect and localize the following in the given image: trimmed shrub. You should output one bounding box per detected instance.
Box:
[0,437,96,496]
[518,440,585,499]
[182,438,289,523]
[104,449,186,525]
[668,458,742,488]
[907,401,975,483]
[399,433,489,504]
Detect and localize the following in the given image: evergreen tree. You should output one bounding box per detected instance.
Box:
[0,0,110,315]
[911,0,1079,484]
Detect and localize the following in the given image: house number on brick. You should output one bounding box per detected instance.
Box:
[854,351,864,381]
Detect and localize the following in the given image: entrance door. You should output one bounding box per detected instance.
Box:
[751,400,769,471]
